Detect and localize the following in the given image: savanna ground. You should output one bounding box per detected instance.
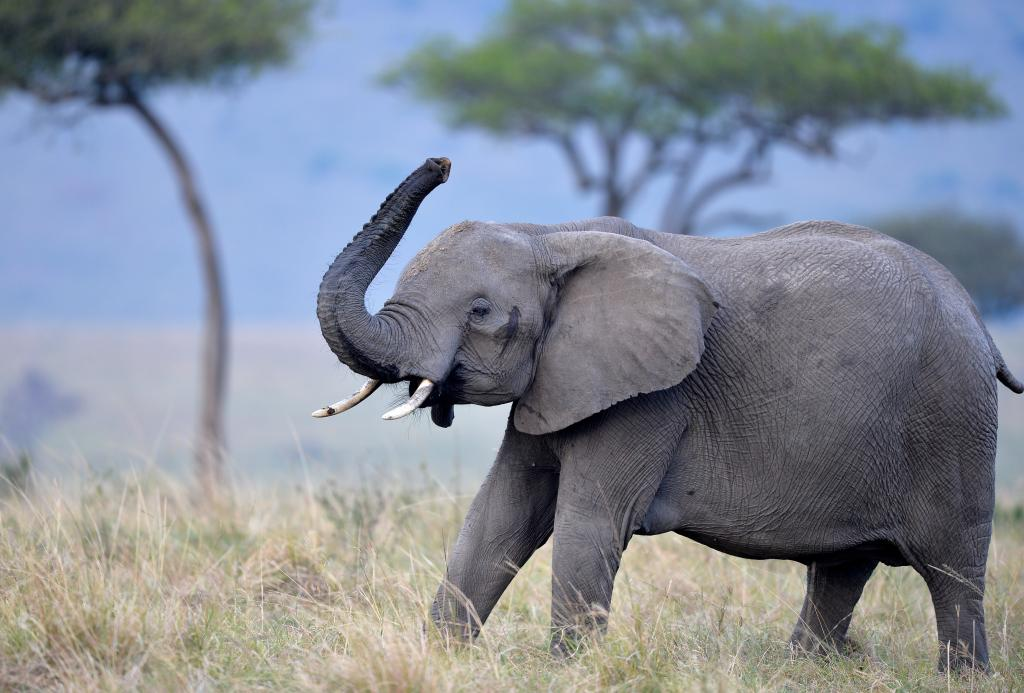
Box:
[1,470,1021,691]
[2,325,1022,689]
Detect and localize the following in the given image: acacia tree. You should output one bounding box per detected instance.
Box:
[385,0,1004,234]
[0,0,313,501]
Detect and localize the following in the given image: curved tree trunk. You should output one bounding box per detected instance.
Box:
[123,86,229,503]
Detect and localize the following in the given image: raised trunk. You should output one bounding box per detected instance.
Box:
[316,158,450,380]
[123,85,229,503]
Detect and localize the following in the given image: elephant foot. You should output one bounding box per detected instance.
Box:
[937,642,990,675]
[550,626,592,659]
[788,628,850,657]
[426,621,475,649]
[428,599,480,646]
[789,559,877,660]
[550,598,609,657]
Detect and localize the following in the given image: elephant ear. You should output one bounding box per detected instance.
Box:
[514,230,718,435]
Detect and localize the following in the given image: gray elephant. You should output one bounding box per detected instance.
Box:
[313,158,1022,670]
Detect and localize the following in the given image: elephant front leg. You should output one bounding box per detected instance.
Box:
[549,504,626,655]
[545,396,685,654]
[431,421,558,641]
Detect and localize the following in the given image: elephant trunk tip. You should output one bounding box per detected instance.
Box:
[428,157,451,183]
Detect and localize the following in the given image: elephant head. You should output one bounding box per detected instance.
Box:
[314,158,718,434]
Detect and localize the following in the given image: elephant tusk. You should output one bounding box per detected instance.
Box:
[311,379,382,418]
[381,379,434,420]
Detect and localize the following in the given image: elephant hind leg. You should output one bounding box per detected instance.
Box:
[790,559,877,655]
[919,559,990,671]
[901,511,991,670]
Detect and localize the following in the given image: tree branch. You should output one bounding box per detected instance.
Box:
[554,132,596,191]
[595,126,625,216]
[668,134,772,234]
[657,139,708,232]
[619,135,667,207]
[593,102,653,216]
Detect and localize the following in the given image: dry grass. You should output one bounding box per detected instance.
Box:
[0,474,1021,691]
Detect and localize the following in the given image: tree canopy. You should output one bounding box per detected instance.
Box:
[384,0,1005,233]
[0,0,313,102]
[877,210,1024,318]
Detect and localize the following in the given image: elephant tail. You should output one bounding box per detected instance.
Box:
[998,360,1024,394]
[969,305,1023,394]
[988,333,1024,394]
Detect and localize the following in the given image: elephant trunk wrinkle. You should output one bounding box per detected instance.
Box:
[316,157,450,380]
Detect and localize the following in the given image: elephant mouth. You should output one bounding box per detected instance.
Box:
[430,400,455,427]
[408,376,457,428]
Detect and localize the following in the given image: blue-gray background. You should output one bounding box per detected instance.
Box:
[2,0,1022,490]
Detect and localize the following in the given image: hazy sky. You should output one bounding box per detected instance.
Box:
[2,0,1023,325]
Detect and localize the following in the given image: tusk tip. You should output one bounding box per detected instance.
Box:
[310,379,381,419]
[380,378,434,421]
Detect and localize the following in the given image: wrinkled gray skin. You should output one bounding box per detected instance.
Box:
[316,159,1023,671]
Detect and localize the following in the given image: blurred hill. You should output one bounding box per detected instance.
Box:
[0,326,509,487]
[2,324,1021,496]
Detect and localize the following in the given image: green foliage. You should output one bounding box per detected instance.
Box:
[635,8,1004,136]
[876,210,1024,318]
[387,0,1002,140]
[0,452,32,498]
[0,0,314,101]
[384,0,1006,229]
[382,0,726,139]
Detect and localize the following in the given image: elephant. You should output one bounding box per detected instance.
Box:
[312,158,1022,671]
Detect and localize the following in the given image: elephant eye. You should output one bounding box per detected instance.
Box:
[470,298,491,319]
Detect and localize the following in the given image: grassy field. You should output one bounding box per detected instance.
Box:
[2,325,1023,688]
[1,474,1021,691]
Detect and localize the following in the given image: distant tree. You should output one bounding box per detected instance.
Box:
[876,210,1024,318]
[384,0,1005,234]
[0,0,314,502]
